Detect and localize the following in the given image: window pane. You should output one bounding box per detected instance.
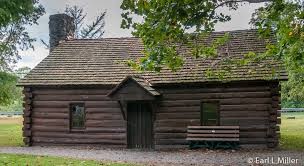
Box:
[201,102,218,126]
[71,104,85,129]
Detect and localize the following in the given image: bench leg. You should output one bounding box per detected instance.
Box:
[189,141,240,150]
[189,141,194,149]
[232,142,240,149]
[208,141,216,149]
[212,141,240,149]
[189,141,200,149]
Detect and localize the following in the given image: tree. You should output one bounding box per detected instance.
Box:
[15,66,31,78]
[0,0,45,105]
[121,0,304,107]
[65,5,106,39]
[281,74,304,108]
[0,67,31,111]
[0,0,43,27]
[251,0,304,106]
[120,0,273,71]
[120,0,303,70]
[0,72,18,106]
[0,0,45,71]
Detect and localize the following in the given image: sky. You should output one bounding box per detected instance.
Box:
[16,0,265,69]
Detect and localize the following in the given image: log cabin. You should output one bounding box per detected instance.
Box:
[18,14,287,149]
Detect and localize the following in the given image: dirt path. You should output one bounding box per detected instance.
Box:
[0,146,303,165]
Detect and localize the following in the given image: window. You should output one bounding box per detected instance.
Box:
[70,103,85,129]
[201,102,219,126]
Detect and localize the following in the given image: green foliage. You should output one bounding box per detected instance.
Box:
[0,72,18,106]
[252,0,304,71]
[0,0,40,27]
[0,0,45,71]
[0,1,43,106]
[0,67,29,109]
[121,0,304,105]
[191,33,230,59]
[281,73,304,108]
[252,0,304,105]
[0,100,23,112]
[14,67,31,78]
[121,0,240,71]
[119,0,274,72]
[282,100,304,108]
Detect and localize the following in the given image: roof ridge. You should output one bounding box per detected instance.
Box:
[64,29,259,42]
[212,28,258,34]
[67,37,138,41]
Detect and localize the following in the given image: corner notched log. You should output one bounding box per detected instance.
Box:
[23,87,33,146]
[267,82,280,148]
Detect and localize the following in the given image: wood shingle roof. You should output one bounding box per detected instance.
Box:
[19,29,287,86]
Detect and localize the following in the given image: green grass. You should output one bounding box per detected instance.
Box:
[280,112,304,151]
[0,153,133,166]
[0,118,23,146]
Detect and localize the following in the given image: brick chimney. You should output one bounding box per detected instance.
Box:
[49,14,75,52]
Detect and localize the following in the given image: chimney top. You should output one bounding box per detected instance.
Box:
[49,14,75,52]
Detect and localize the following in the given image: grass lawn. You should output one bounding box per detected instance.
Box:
[0,117,23,146]
[0,153,133,166]
[280,112,304,151]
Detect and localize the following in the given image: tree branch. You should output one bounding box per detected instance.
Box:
[245,0,271,3]
[215,0,271,9]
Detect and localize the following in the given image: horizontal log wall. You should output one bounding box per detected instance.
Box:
[155,82,280,148]
[25,81,280,148]
[29,87,126,146]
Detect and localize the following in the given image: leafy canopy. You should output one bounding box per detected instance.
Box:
[252,0,304,102]
[0,0,41,27]
[0,0,44,105]
[0,72,18,106]
[0,0,44,71]
[0,67,30,110]
[121,0,269,71]
[121,0,304,106]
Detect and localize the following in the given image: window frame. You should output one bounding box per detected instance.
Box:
[200,101,220,126]
[69,103,86,131]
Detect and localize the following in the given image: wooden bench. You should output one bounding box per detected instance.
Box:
[186,126,240,149]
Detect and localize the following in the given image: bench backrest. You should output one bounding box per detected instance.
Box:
[187,126,240,141]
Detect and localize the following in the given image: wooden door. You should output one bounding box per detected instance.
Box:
[127,102,153,149]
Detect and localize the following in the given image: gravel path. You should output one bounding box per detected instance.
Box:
[0,146,303,166]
